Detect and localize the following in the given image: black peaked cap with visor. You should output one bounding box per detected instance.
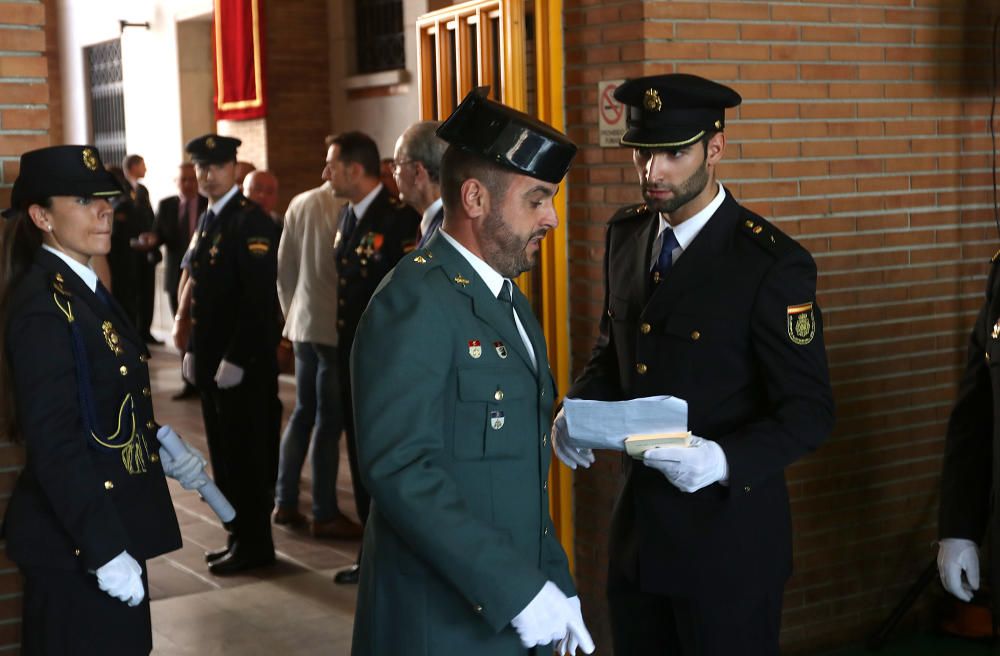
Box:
[614,73,742,149]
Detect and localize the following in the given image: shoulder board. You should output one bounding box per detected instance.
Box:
[608,203,650,224]
[51,272,72,298]
[738,213,796,259]
[399,247,442,276]
[992,248,1000,263]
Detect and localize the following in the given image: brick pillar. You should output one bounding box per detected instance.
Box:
[0,0,60,648]
[564,1,999,653]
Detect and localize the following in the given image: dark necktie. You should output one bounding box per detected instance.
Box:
[652,226,680,284]
[203,209,217,232]
[342,207,358,244]
[95,280,113,307]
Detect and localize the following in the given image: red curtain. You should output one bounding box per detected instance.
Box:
[213,0,266,121]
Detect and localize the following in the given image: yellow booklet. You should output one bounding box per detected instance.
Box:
[624,431,691,459]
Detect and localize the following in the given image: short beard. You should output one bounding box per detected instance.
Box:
[642,159,710,214]
[481,204,543,279]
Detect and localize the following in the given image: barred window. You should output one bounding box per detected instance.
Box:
[85,39,127,167]
[356,0,405,73]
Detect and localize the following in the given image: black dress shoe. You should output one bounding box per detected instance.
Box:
[334,563,360,584]
[204,545,231,563]
[208,550,276,576]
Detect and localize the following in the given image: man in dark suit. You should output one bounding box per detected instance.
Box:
[391,120,447,248]
[182,133,281,575]
[556,74,835,655]
[122,154,160,344]
[152,163,207,316]
[145,163,206,400]
[326,131,420,584]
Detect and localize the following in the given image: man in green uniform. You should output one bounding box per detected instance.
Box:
[349,88,594,655]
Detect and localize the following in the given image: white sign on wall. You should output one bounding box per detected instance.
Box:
[598,79,626,147]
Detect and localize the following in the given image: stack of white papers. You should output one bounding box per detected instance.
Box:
[562,395,688,452]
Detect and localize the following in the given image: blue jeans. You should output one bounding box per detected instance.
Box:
[275,342,342,521]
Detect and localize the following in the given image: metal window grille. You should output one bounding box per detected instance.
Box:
[356,0,405,73]
[85,39,126,166]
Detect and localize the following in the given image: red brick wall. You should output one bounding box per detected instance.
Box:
[563,1,998,652]
[0,0,58,648]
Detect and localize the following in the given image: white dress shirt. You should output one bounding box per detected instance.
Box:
[650,181,726,270]
[43,244,97,292]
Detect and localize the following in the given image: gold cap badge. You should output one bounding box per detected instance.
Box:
[644,89,662,112]
[205,136,216,149]
[81,148,98,171]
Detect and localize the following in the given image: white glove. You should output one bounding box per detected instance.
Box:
[938,538,979,602]
[157,425,208,490]
[214,359,244,389]
[552,409,594,470]
[95,550,145,607]
[511,581,571,648]
[643,435,728,493]
[556,595,595,655]
[181,352,195,384]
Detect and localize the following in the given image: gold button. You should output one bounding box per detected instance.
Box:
[691,331,701,341]
[150,453,159,463]
[146,420,155,430]
[104,480,114,490]
[494,390,504,401]
[142,387,151,397]
[119,366,128,376]
[640,323,651,334]
[74,548,81,556]
[474,604,483,614]
[139,355,147,363]
[635,363,648,375]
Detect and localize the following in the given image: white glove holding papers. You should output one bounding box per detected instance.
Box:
[938,538,979,602]
[643,436,729,493]
[552,408,594,470]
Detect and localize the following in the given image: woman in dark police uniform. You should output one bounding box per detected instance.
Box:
[0,146,183,654]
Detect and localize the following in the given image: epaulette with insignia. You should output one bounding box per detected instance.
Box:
[51,272,72,298]
[608,203,650,224]
[739,213,794,259]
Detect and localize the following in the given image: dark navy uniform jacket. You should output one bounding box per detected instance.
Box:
[939,250,1000,611]
[568,191,835,598]
[187,191,279,383]
[335,186,419,346]
[4,249,181,572]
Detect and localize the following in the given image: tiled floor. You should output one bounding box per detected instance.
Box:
[145,342,359,655]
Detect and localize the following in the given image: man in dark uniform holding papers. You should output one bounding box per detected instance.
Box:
[350,88,593,655]
[555,73,835,655]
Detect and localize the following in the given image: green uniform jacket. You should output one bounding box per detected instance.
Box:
[350,232,575,655]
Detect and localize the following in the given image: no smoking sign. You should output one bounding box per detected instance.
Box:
[598,79,625,147]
